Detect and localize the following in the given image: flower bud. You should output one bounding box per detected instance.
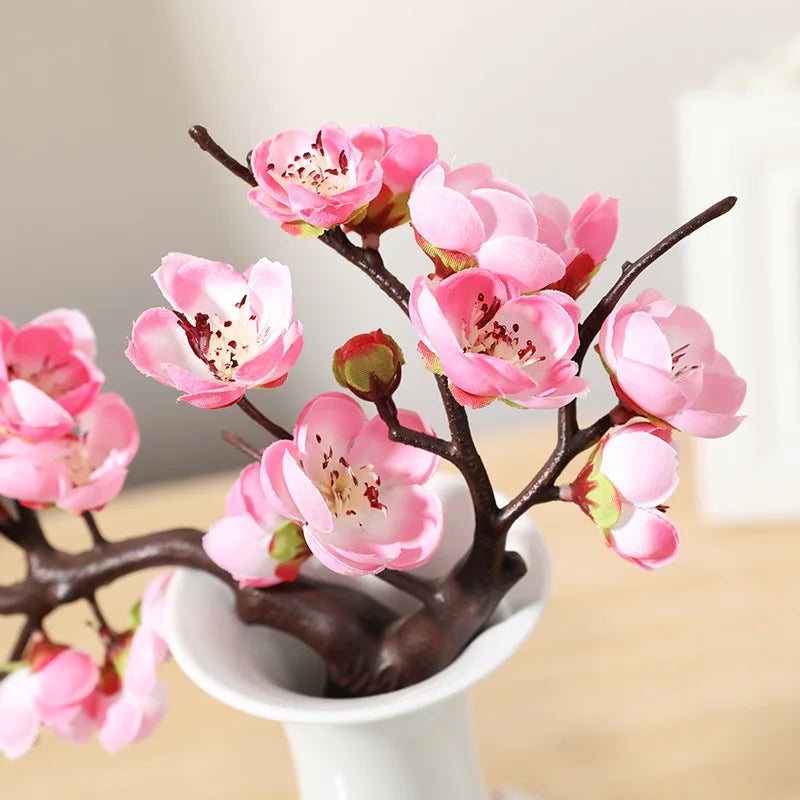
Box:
[332,330,404,401]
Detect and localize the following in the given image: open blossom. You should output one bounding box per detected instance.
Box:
[532,193,619,298]
[0,310,104,441]
[346,125,438,244]
[408,161,566,291]
[409,269,588,409]
[599,289,746,438]
[0,392,138,512]
[0,638,99,759]
[567,422,680,569]
[260,392,442,576]
[203,463,312,587]
[126,254,303,410]
[248,123,384,237]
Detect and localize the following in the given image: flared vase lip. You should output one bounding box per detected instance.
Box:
[166,470,552,726]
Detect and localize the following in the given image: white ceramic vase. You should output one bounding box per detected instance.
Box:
[166,472,551,800]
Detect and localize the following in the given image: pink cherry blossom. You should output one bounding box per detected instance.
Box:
[598,289,746,438]
[260,392,442,576]
[248,124,384,237]
[532,193,619,297]
[0,642,99,759]
[567,422,680,569]
[0,392,139,512]
[408,161,565,291]
[346,125,439,244]
[203,463,312,587]
[126,253,303,410]
[409,269,588,409]
[0,310,104,441]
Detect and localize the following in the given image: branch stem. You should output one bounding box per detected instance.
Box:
[82,511,106,547]
[188,126,256,187]
[237,396,292,440]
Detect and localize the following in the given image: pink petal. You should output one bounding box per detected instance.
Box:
[531,193,571,233]
[477,237,566,292]
[98,694,143,754]
[601,425,679,506]
[246,258,294,335]
[0,380,76,441]
[570,195,618,263]
[303,526,378,576]
[126,308,208,386]
[608,506,680,569]
[281,449,333,533]
[615,357,688,419]
[203,515,277,583]
[408,185,485,253]
[380,133,438,193]
[154,254,249,320]
[225,463,275,521]
[615,311,672,372]
[36,650,98,716]
[294,392,367,458]
[123,628,166,698]
[348,409,439,487]
[29,309,97,360]
[469,188,538,239]
[0,670,41,759]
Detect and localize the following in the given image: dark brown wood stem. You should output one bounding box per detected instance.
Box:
[221,430,263,461]
[188,126,257,187]
[237,396,292,440]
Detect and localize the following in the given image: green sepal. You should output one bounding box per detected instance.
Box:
[584,470,622,529]
[280,219,325,238]
[127,600,142,631]
[499,398,527,410]
[2,660,28,674]
[269,522,308,564]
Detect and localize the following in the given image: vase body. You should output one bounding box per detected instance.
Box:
[166,472,551,800]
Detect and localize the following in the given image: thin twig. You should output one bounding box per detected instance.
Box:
[9,615,41,663]
[374,396,455,461]
[221,430,263,461]
[188,126,257,187]
[82,511,106,547]
[87,594,115,638]
[237,396,292,440]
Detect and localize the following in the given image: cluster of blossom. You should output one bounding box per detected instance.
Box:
[0,573,171,757]
[0,122,746,756]
[0,311,138,512]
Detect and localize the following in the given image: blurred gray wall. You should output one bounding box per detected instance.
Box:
[2,0,798,486]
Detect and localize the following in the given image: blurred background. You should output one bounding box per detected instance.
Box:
[3,0,798,486]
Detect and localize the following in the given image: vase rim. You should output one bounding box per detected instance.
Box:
[166,470,552,725]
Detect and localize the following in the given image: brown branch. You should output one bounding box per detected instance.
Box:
[374,570,437,606]
[373,396,455,461]
[82,511,106,547]
[188,126,257,187]
[221,430,263,461]
[237,396,292,440]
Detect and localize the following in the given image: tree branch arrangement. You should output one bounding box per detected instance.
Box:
[0,122,745,757]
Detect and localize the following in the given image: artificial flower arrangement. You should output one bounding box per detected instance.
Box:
[0,122,745,759]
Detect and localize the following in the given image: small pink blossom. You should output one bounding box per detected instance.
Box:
[204,463,312,588]
[408,161,565,291]
[568,422,680,569]
[0,639,99,759]
[92,574,173,754]
[346,125,439,244]
[248,124,384,237]
[260,392,442,576]
[409,269,588,409]
[0,310,104,441]
[0,393,139,512]
[598,289,746,438]
[126,253,303,410]
[532,193,619,297]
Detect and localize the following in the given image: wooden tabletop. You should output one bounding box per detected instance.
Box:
[1,428,798,799]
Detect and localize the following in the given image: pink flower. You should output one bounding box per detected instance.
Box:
[0,393,139,512]
[568,422,680,569]
[93,574,172,754]
[408,161,565,291]
[532,192,619,297]
[248,124,384,237]
[0,640,99,759]
[598,289,746,438]
[203,463,312,588]
[260,392,442,576]
[126,253,303,410]
[0,310,104,441]
[409,269,588,409]
[345,125,439,244]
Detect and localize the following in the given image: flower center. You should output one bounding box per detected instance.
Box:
[7,357,76,400]
[670,343,698,380]
[311,436,385,525]
[265,131,352,198]
[461,293,545,367]
[63,436,94,486]
[175,297,260,382]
